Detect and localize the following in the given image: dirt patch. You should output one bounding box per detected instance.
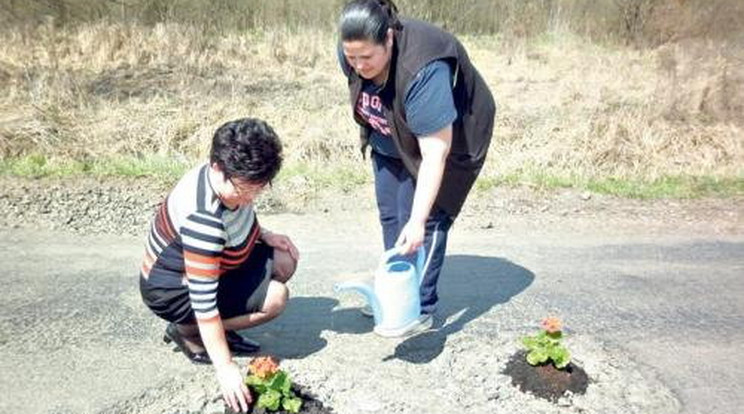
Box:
[503,350,589,402]
[224,384,334,414]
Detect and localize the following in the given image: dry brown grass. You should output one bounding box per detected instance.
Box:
[0,21,742,185]
[0,22,357,165]
[474,32,744,182]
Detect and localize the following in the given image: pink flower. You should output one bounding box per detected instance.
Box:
[248,356,280,380]
[541,316,562,333]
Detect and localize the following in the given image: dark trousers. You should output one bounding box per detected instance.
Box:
[372,152,453,315]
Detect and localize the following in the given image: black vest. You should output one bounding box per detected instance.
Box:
[344,18,496,217]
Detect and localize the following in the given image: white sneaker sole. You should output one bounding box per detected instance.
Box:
[374,314,433,338]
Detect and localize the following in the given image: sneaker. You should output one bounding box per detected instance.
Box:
[360,304,374,318]
[406,314,434,336]
[374,313,434,338]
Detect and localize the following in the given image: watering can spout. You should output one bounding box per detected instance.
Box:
[334,281,382,324]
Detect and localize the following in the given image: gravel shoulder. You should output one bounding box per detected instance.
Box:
[1,175,741,237]
[1,176,742,414]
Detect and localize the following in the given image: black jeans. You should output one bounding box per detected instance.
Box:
[372,151,453,315]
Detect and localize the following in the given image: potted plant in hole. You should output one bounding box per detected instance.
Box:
[503,317,589,402]
[224,355,335,414]
[245,356,302,413]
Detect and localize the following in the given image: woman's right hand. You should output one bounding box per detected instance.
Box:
[215,361,252,413]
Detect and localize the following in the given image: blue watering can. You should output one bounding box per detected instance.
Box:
[334,246,426,337]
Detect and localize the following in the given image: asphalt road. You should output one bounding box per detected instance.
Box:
[1,210,742,414]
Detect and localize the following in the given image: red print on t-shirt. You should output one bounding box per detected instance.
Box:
[355,91,391,136]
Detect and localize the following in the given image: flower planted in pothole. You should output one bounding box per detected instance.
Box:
[522,316,571,369]
[245,356,302,413]
[504,316,588,402]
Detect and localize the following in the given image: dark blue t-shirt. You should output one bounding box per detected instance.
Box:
[341,54,458,158]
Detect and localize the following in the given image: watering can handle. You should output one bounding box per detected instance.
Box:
[380,246,427,285]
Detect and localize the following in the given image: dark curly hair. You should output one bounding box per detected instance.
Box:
[209,118,283,185]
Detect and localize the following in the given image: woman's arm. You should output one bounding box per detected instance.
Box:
[395,124,452,254]
[197,319,250,412]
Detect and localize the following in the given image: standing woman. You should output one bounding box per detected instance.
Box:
[337,0,495,333]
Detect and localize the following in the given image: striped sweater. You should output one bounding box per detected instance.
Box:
[140,162,261,320]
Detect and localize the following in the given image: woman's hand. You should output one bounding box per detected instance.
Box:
[215,362,252,413]
[395,219,426,255]
[262,231,300,261]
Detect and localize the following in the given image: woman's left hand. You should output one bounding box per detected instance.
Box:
[262,231,300,261]
[395,220,426,255]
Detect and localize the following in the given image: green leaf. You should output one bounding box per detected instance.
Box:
[526,350,548,366]
[281,373,293,395]
[282,396,303,413]
[522,336,538,350]
[246,375,268,393]
[268,371,290,393]
[257,389,281,411]
[552,348,571,369]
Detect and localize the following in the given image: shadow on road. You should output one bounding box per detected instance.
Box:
[386,254,534,364]
[243,295,373,359]
[247,255,533,362]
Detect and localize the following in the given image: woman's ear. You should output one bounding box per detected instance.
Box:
[210,163,227,184]
[386,28,394,49]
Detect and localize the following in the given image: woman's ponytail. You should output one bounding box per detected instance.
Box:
[339,0,402,43]
[377,0,401,30]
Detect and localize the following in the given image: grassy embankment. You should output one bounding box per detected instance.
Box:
[1,0,742,199]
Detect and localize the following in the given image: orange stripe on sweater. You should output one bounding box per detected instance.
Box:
[159,202,177,241]
[184,251,222,265]
[222,223,260,258]
[222,241,252,258]
[185,266,221,278]
[221,253,250,266]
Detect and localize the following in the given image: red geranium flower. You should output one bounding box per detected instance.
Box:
[248,356,280,380]
[541,316,562,334]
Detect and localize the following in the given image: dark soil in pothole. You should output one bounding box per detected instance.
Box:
[225,384,333,414]
[503,350,589,402]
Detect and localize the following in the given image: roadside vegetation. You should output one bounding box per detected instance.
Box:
[1,0,742,199]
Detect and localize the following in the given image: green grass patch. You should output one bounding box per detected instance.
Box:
[475,172,744,198]
[475,171,577,191]
[586,175,744,199]
[278,161,371,192]
[3,155,741,199]
[0,154,371,191]
[0,154,189,182]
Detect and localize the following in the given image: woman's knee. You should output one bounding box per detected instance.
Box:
[261,280,289,317]
[272,249,297,283]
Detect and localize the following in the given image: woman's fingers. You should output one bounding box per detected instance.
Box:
[236,387,249,413]
[239,383,251,412]
[224,391,238,412]
[286,239,300,261]
[273,235,300,261]
[223,385,250,413]
[217,362,251,412]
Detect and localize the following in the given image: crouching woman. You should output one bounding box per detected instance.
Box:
[139,118,299,413]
